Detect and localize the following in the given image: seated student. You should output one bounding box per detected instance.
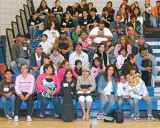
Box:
[106,40,115,64]
[102,1,115,17]
[126,73,155,121]
[0,70,16,120]
[118,6,128,25]
[36,64,60,118]
[66,3,79,27]
[109,15,126,45]
[88,2,93,13]
[50,47,64,69]
[126,15,141,36]
[10,33,34,75]
[132,7,143,26]
[129,4,135,15]
[36,0,51,21]
[79,10,90,31]
[121,54,139,75]
[117,74,134,120]
[52,0,63,22]
[76,66,96,120]
[39,34,53,55]
[151,1,160,27]
[40,56,57,75]
[43,22,60,45]
[116,47,128,75]
[93,42,109,67]
[74,60,82,76]
[135,47,158,87]
[14,65,35,122]
[87,7,100,31]
[101,7,114,28]
[91,57,105,91]
[58,60,78,82]
[30,44,46,77]
[88,43,97,65]
[114,35,132,59]
[134,1,139,7]
[97,65,118,120]
[53,30,73,60]
[72,25,82,44]
[78,31,92,53]
[60,69,77,118]
[61,13,74,38]
[24,33,31,44]
[69,42,89,69]
[129,66,141,79]
[28,11,43,40]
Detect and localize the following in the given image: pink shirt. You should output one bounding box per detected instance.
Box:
[15,74,35,95]
[114,44,132,59]
[58,67,79,81]
[91,66,106,78]
[36,73,60,93]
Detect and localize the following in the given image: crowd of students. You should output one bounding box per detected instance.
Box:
[0,0,159,122]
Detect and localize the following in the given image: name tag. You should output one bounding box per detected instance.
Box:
[63,22,66,26]
[63,83,68,87]
[84,21,87,24]
[23,47,27,50]
[4,88,9,92]
[31,22,35,25]
[44,9,48,12]
[54,8,57,11]
[79,13,82,16]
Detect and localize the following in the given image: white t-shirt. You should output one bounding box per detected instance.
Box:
[116,54,128,69]
[43,29,59,45]
[39,41,53,54]
[35,53,41,67]
[104,81,113,95]
[117,82,129,96]
[89,27,113,43]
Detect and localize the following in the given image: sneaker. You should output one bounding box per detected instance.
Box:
[147,114,155,121]
[14,116,18,122]
[101,114,104,120]
[6,114,12,120]
[130,114,135,120]
[97,114,101,120]
[133,114,139,120]
[27,116,32,122]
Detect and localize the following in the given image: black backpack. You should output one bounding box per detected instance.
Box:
[62,86,74,122]
[111,111,124,123]
[142,59,152,86]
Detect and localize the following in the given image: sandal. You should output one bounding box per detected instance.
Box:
[85,114,90,120]
[82,113,86,121]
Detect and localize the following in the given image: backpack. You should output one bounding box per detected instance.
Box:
[111,111,124,123]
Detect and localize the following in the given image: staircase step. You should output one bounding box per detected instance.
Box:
[156,57,160,61]
[153,49,160,53]
[146,42,160,46]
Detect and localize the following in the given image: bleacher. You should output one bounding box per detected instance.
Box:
[1,0,160,118]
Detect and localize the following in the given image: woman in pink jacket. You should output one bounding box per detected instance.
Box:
[114,35,132,59]
[58,60,79,81]
[14,65,35,122]
[36,64,61,118]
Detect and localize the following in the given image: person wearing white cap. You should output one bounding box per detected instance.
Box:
[76,66,96,121]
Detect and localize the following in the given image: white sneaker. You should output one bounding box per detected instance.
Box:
[27,116,32,122]
[14,116,18,122]
[147,114,155,121]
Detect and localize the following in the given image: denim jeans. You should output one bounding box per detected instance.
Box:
[55,14,62,23]
[133,94,152,115]
[29,27,40,39]
[14,92,34,116]
[1,94,16,116]
[38,92,60,117]
[10,58,30,75]
[117,96,134,114]
[112,32,122,45]
[98,94,115,115]
[60,97,77,113]
[66,30,73,38]
[71,17,79,27]
[30,70,40,78]
[151,15,160,27]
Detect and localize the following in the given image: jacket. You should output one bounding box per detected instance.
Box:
[126,21,141,35]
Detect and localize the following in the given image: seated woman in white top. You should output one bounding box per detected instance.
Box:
[43,22,59,45]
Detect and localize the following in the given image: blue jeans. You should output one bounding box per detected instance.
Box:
[71,17,79,27]
[1,94,16,116]
[66,30,73,38]
[98,94,115,115]
[60,97,77,113]
[10,58,30,75]
[29,27,40,39]
[112,32,122,45]
[38,92,60,117]
[133,95,152,115]
[30,70,40,78]
[10,58,29,75]
[151,16,160,27]
[55,14,62,23]
[117,96,134,114]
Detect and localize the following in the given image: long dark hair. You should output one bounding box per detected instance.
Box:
[124,54,135,62]
[63,69,73,80]
[92,57,103,69]
[133,7,141,17]
[43,56,54,65]
[43,64,55,75]
[37,0,49,9]
[97,42,106,53]
[44,22,55,31]
[55,0,63,11]
[103,64,117,81]
[58,60,69,69]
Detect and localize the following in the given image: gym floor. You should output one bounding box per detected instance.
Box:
[0,117,160,128]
